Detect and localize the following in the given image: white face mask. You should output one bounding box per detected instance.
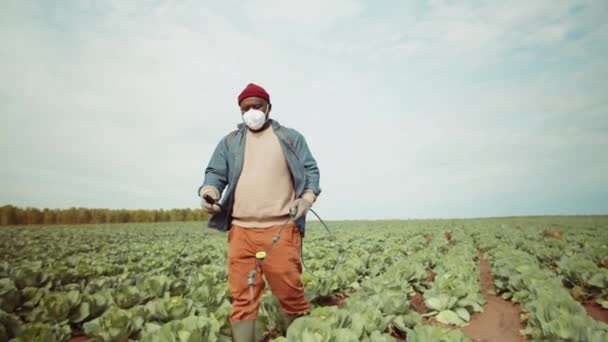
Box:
[242,109,267,130]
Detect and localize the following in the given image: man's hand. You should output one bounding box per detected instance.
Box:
[289,198,312,221]
[200,187,222,214]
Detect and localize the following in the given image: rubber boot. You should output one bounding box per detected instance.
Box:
[231,320,255,342]
[284,313,305,331]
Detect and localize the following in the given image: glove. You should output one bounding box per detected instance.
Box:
[199,186,222,214]
[289,198,312,221]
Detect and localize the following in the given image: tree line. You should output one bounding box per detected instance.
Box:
[0,205,209,226]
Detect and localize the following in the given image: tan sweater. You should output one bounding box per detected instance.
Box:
[200,125,316,228]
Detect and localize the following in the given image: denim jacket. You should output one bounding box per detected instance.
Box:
[198,119,321,235]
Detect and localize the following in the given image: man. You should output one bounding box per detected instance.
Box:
[198,83,321,342]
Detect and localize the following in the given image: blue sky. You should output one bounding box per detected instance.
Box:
[1,0,607,219]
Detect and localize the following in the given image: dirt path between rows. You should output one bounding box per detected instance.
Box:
[460,251,526,342]
[584,300,608,323]
[69,337,88,342]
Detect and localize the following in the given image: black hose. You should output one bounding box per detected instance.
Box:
[300,208,342,280]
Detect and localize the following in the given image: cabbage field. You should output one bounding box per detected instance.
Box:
[1,217,608,341]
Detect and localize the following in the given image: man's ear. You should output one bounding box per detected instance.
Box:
[267,103,272,113]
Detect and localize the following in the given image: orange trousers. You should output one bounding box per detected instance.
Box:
[227,223,310,322]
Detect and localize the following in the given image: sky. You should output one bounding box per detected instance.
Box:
[1,0,607,220]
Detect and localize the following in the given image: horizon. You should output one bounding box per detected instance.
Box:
[2,204,606,223]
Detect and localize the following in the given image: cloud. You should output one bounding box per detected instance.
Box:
[1,0,607,218]
[243,0,362,33]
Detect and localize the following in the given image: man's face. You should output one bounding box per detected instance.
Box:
[240,97,270,115]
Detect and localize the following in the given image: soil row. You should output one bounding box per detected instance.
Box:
[412,249,527,342]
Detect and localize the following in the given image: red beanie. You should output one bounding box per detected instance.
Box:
[238,83,270,105]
